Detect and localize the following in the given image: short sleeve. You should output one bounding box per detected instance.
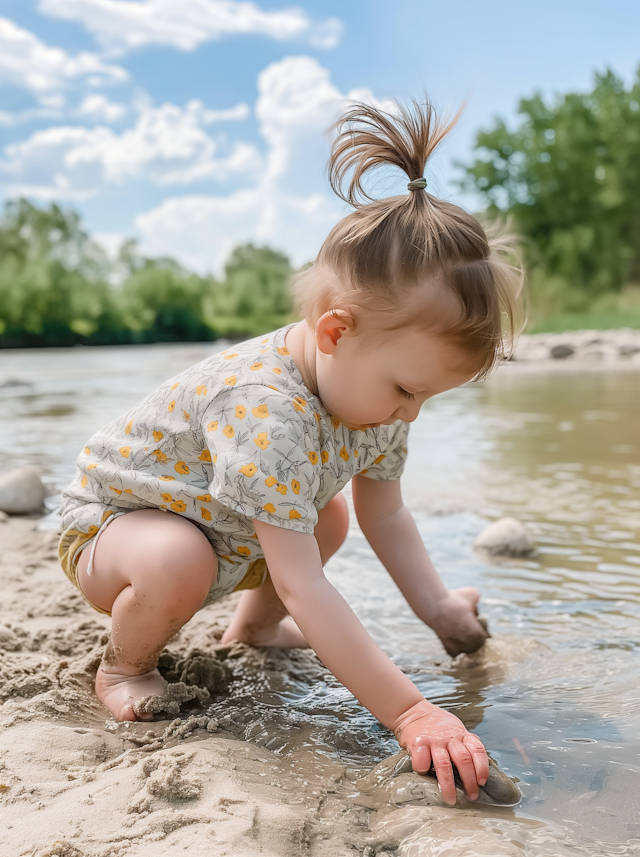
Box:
[203,387,321,533]
[359,420,409,481]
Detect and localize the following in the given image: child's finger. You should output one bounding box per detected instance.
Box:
[431,746,457,805]
[463,733,490,785]
[448,739,479,800]
[410,741,431,774]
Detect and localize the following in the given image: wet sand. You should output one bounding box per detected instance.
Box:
[2,516,633,857]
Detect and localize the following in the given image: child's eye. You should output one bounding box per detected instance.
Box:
[397,386,415,401]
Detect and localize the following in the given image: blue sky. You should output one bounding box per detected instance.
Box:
[0,0,638,274]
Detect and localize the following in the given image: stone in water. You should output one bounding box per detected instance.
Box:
[0,468,46,514]
[474,517,534,556]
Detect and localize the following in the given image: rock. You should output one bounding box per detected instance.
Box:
[550,343,575,359]
[0,510,8,523]
[0,467,47,514]
[473,517,535,556]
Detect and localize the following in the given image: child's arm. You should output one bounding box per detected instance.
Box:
[351,475,489,656]
[254,519,489,804]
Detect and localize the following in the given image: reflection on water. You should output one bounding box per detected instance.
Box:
[1,345,639,853]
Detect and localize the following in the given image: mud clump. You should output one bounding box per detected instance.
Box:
[134,681,210,718]
[134,648,231,718]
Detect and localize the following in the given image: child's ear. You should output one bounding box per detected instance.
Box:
[315,309,356,353]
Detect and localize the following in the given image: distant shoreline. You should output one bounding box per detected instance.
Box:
[500,328,640,374]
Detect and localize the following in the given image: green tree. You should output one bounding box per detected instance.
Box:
[459,68,640,320]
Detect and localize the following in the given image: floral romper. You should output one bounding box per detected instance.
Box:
[58,324,409,614]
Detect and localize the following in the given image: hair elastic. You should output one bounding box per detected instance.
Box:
[407,177,427,192]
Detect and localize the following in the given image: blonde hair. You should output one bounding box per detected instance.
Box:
[292,100,525,380]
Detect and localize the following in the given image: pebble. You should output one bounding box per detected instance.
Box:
[0,467,46,514]
[474,517,535,556]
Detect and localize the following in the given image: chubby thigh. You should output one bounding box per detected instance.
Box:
[75,509,219,616]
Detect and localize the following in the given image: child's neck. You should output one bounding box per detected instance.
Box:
[285,322,319,397]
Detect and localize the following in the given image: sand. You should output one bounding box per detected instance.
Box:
[0,516,595,857]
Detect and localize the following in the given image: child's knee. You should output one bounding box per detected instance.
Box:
[317,492,349,556]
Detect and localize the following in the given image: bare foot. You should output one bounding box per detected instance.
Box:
[222,616,310,649]
[95,664,168,721]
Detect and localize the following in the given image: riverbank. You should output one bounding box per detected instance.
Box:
[507,328,640,373]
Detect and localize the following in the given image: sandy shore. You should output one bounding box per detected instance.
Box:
[507,328,640,373]
[1,517,590,857]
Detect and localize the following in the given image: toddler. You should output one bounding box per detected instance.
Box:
[58,100,522,806]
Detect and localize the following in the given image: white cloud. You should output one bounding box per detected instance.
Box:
[0,99,257,197]
[0,16,128,93]
[38,0,342,54]
[135,56,394,274]
[77,94,127,122]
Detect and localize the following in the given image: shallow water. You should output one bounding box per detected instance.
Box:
[1,345,639,854]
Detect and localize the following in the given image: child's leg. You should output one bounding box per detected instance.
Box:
[222,492,349,648]
[76,509,217,721]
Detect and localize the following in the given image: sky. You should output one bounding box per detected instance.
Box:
[0,0,638,275]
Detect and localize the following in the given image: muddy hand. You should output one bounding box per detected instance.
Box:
[392,698,489,806]
[426,587,490,657]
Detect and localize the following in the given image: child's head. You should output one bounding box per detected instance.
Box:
[292,100,524,430]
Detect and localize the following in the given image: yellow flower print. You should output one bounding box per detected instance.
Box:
[201,507,212,521]
[237,546,251,557]
[276,345,289,355]
[354,449,359,458]
[161,493,173,502]
[314,412,322,423]
[261,337,269,343]
[289,509,302,519]
[360,469,369,475]
[171,382,180,390]
[151,449,168,464]
[123,489,133,495]
[307,451,319,465]
[239,463,257,477]
[276,484,287,495]
[249,362,263,371]
[291,479,300,495]
[197,493,212,502]
[374,454,386,464]
[321,450,329,464]
[168,400,176,412]
[223,424,235,438]
[252,404,270,419]
[272,367,282,375]
[267,384,278,391]
[292,396,307,413]
[223,353,239,360]
[87,462,98,471]
[265,476,277,487]
[80,474,88,488]
[340,446,349,462]
[331,416,340,429]
[84,447,91,455]
[110,487,122,495]
[235,405,246,419]
[196,384,208,396]
[159,475,175,481]
[153,430,164,442]
[207,420,218,432]
[199,449,212,462]
[263,503,276,513]
[174,461,190,475]
[183,409,190,422]
[119,446,131,458]
[254,432,270,450]
[171,501,187,513]
[225,375,237,387]
[125,419,134,435]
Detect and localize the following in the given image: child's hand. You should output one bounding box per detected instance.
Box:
[392,699,489,805]
[425,586,489,657]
